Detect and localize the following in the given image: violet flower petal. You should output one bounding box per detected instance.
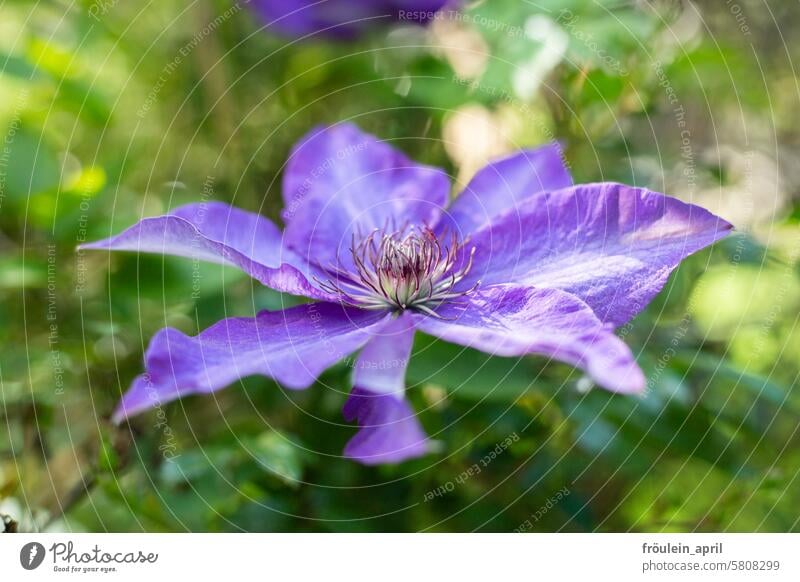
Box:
[112,302,390,422]
[343,314,428,464]
[441,144,572,236]
[415,284,646,394]
[458,183,733,326]
[282,123,450,271]
[250,0,451,39]
[80,202,334,301]
[353,313,415,397]
[342,388,429,465]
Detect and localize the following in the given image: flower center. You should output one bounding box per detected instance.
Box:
[319,226,477,318]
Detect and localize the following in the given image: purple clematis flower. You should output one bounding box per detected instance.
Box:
[81,123,732,465]
[250,0,452,39]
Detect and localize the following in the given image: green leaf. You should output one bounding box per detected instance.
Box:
[408,334,549,402]
[1,129,60,198]
[244,432,306,488]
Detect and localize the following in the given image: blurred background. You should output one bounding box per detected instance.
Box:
[0,0,798,532]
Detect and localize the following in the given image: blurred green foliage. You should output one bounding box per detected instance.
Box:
[1,0,798,532]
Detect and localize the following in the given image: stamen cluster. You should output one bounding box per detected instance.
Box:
[319,226,477,317]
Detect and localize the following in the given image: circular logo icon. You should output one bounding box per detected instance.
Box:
[20,542,46,570]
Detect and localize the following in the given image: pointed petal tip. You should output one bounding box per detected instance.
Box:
[110,406,127,426]
[76,240,107,251]
[589,357,647,395]
[110,387,156,424]
[700,207,734,235]
[110,376,155,424]
[342,382,429,466]
[624,374,648,395]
